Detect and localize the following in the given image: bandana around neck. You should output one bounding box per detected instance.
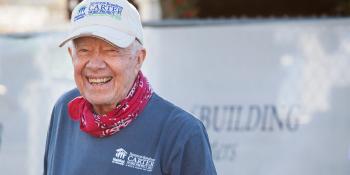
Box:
[68,72,153,138]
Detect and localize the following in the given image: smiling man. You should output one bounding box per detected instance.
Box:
[43,0,217,174]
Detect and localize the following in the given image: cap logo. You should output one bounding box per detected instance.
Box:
[74,6,87,21]
[74,1,124,22]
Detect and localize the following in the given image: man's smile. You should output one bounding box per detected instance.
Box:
[86,76,113,85]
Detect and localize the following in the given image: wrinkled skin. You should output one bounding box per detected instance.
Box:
[68,37,146,114]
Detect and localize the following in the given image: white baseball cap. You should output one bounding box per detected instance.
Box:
[59,0,143,48]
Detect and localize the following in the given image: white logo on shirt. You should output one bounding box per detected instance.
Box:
[112,148,127,165]
[112,148,155,172]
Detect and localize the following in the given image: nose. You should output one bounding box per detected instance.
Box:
[85,56,107,71]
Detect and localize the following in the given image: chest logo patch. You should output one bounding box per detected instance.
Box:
[112,147,155,172]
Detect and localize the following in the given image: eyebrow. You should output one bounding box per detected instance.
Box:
[72,40,90,47]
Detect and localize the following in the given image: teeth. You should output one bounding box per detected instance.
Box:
[88,77,112,84]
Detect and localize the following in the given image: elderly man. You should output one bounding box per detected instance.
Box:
[43,0,217,174]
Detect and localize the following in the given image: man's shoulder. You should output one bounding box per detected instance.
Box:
[150,93,205,134]
[54,88,80,109]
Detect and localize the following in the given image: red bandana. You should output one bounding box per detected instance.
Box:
[68,72,153,138]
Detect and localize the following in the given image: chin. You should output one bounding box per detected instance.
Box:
[87,95,114,105]
[80,89,112,103]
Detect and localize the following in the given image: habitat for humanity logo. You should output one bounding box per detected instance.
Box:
[74,5,87,21]
[112,148,128,165]
[112,148,155,172]
[74,1,123,21]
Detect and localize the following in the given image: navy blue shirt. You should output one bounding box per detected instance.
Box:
[44,89,217,175]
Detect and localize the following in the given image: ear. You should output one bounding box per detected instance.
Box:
[135,48,146,73]
[68,47,73,59]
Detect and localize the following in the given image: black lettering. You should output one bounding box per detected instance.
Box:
[245,105,261,131]
[194,104,301,133]
[198,106,211,130]
[211,141,237,162]
[211,142,219,160]
[226,106,236,131]
[261,105,269,131]
[88,4,94,12]
[228,144,237,161]
[234,105,244,131]
[212,106,224,132]
[93,4,100,12]
[286,105,300,131]
[100,4,107,12]
[116,6,123,15]
[106,4,112,13]
[268,105,284,131]
[224,143,237,161]
[112,6,122,15]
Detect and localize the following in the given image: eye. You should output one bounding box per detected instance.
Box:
[106,49,120,53]
[104,49,124,56]
[78,48,89,53]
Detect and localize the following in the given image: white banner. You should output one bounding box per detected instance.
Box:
[0,19,350,175]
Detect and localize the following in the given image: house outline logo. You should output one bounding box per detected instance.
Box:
[112,148,128,166]
[78,6,86,15]
[74,5,87,21]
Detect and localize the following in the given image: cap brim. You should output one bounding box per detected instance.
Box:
[59,25,135,48]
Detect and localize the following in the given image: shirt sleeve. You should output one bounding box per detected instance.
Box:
[43,106,55,175]
[168,123,217,175]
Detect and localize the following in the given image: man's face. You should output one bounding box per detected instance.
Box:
[69,37,145,114]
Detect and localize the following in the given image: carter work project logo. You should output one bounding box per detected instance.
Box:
[74,1,124,21]
[112,148,155,172]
